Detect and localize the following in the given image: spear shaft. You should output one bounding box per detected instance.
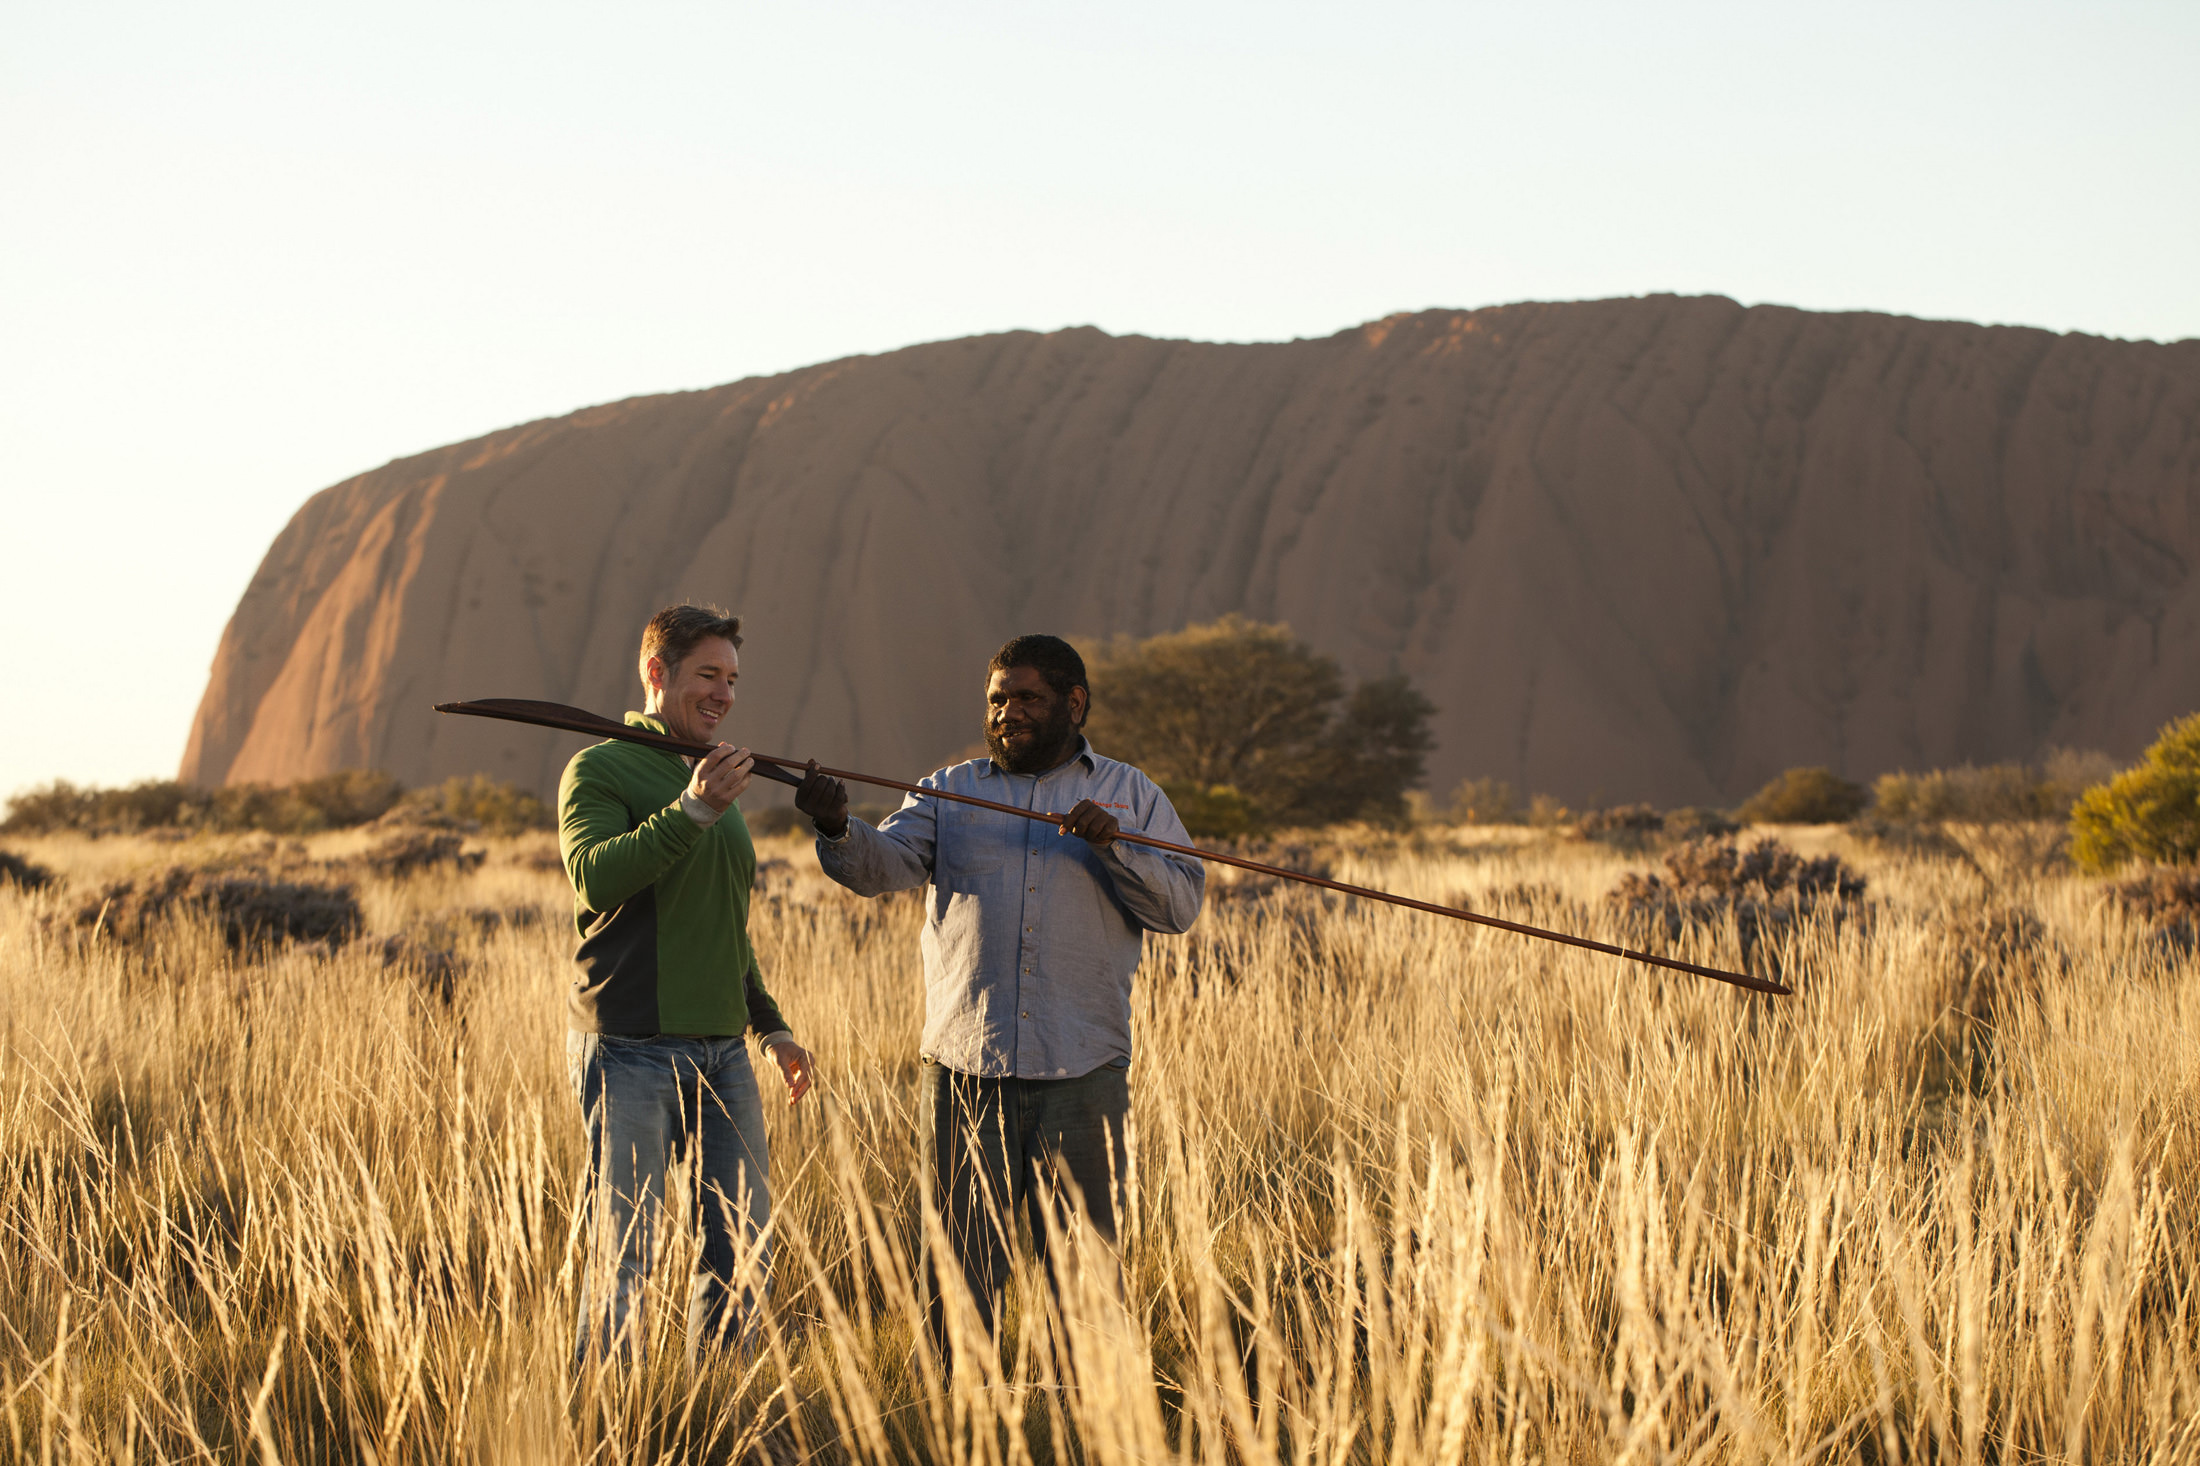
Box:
[435,697,1791,996]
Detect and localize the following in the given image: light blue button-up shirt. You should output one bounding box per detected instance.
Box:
[815,739,1205,1079]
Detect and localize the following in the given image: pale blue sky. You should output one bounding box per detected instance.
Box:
[3,0,2195,799]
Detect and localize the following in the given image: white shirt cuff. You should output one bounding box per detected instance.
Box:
[757,1029,795,1052]
[680,789,724,828]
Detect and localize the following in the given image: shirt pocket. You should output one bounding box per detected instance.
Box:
[935,807,1014,892]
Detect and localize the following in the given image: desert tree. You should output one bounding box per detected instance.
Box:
[1084,615,1434,833]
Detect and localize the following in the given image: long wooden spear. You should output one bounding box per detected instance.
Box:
[435,697,1791,996]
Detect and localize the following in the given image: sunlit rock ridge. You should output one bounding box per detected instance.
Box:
[182,296,2200,807]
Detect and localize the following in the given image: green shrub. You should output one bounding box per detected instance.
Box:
[399,774,553,835]
[1736,767,1868,825]
[2069,714,2200,873]
[1160,783,1257,840]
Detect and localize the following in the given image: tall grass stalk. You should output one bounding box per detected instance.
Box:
[0,825,2195,1461]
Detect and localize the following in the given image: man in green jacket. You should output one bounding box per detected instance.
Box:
[559,603,814,1372]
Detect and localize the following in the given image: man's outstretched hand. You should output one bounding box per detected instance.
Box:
[795,760,850,839]
[763,1038,815,1105]
[1059,798,1119,849]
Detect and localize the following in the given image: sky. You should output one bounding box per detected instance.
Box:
[2,0,2196,802]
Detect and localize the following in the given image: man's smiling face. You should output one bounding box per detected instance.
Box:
[647,635,740,745]
[985,664,1085,774]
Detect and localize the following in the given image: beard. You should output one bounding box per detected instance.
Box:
[986,700,1080,774]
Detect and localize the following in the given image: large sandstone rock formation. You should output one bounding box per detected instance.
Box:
[182,295,2200,808]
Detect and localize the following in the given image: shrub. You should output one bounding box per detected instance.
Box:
[398,774,553,835]
[1578,804,1663,839]
[360,832,486,880]
[2109,865,2200,936]
[1447,778,1520,825]
[71,867,362,950]
[1663,806,1741,842]
[1,779,199,835]
[2068,715,2200,873]
[202,770,405,834]
[0,849,58,891]
[2,771,406,835]
[1162,782,1257,840]
[1737,767,1868,825]
[1610,836,1867,970]
[1526,794,1573,830]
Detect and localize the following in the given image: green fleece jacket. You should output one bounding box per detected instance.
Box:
[557,712,789,1037]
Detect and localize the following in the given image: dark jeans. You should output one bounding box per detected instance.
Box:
[918,1057,1129,1360]
[569,1033,772,1375]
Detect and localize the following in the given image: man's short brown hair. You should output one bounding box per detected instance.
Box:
[639,604,744,688]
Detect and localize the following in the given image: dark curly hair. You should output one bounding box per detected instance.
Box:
[988,634,1088,725]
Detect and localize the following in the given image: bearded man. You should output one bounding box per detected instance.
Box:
[794,633,1204,1356]
[559,603,816,1372]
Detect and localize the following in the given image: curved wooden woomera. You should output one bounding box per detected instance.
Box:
[435,697,1793,997]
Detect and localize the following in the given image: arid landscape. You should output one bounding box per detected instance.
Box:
[4,813,2194,1461]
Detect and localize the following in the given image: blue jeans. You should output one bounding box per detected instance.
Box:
[569,1033,772,1373]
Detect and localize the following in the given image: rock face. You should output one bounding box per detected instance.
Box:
[182,296,2200,808]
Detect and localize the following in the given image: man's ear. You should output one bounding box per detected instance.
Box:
[1068,684,1090,728]
[644,655,667,694]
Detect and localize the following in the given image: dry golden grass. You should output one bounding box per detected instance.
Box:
[1,820,2196,1462]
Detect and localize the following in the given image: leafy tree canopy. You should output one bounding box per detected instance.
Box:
[1084,616,1434,835]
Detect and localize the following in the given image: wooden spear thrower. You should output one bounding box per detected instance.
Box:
[435,698,1791,997]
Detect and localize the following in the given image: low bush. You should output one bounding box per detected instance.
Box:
[1,779,198,835]
[2069,714,2200,873]
[206,771,405,833]
[1610,836,1867,970]
[1577,804,1664,847]
[2108,865,2200,937]
[0,849,58,891]
[1662,806,1741,842]
[360,832,486,880]
[397,774,553,835]
[1736,767,1868,825]
[71,867,363,950]
[1447,778,1521,825]
[1871,750,2117,826]
[1162,782,1258,840]
[1,771,405,835]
